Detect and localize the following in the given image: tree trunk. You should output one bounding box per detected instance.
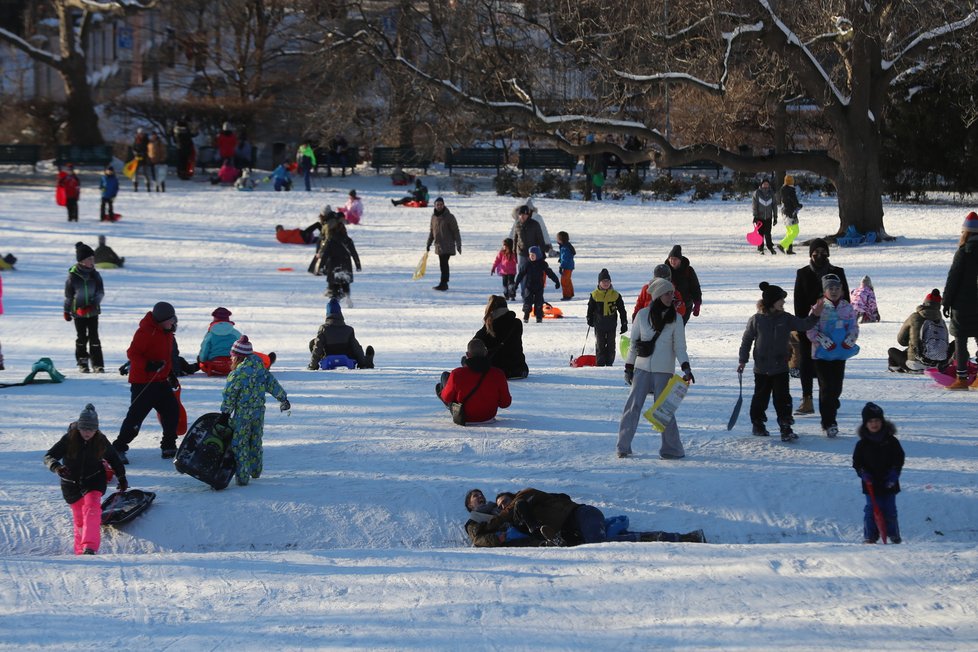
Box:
[60,58,106,146]
[833,117,885,237]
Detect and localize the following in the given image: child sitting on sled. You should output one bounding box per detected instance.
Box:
[198,307,242,376]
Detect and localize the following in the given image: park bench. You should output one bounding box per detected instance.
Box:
[55,144,113,167]
[0,144,42,170]
[444,147,506,175]
[517,148,578,175]
[371,147,431,174]
[664,159,724,178]
[314,146,358,176]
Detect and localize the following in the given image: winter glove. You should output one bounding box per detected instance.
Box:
[55,464,72,480]
[842,334,857,349]
[620,323,628,334]
[145,360,165,373]
[355,265,362,272]
[218,412,231,427]
[860,470,874,485]
[554,281,560,290]
[692,302,701,317]
[737,362,746,373]
[681,362,695,384]
[490,268,496,276]
[457,245,462,254]
[942,305,951,319]
[168,373,179,389]
[63,312,72,322]
[624,364,634,386]
[117,476,129,492]
[885,469,899,489]
[426,245,431,252]
[815,332,836,351]
[280,398,291,412]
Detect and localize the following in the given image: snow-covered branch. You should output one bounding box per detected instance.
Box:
[0,26,62,68]
[882,10,978,72]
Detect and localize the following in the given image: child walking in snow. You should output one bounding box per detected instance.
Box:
[64,242,105,373]
[806,273,860,438]
[490,238,517,301]
[44,404,128,554]
[852,402,905,543]
[57,164,81,222]
[513,246,560,323]
[98,165,119,222]
[556,231,576,300]
[219,336,290,486]
[587,268,628,366]
[850,275,881,323]
[738,282,824,441]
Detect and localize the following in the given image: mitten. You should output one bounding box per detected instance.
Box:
[554,281,560,289]
[457,245,462,254]
[280,398,291,412]
[117,476,129,492]
[624,364,634,386]
[885,469,899,488]
[355,265,362,272]
[681,362,695,384]
[692,302,701,317]
[842,334,857,349]
[490,268,495,276]
[815,332,836,351]
[63,312,72,322]
[426,245,431,252]
[942,305,951,318]
[737,362,746,373]
[55,465,72,479]
[145,360,165,372]
[620,323,628,334]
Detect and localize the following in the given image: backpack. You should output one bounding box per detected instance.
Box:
[918,319,949,366]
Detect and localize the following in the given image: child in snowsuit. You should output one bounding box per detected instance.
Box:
[198,306,242,368]
[557,231,575,300]
[93,235,124,268]
[43,404,128,554]
[64,242,105,373]
[777,174,802,254]
[806,273,860,438]
[513,246,560,323]
[57,164,81,222]
[220,336,290,486]
[852,402,905,544]
[738,282,824,441]
[490,238,517,301]
[271,164,293,191]
[98,165,119,222]
[339,189,363,225]
[587,268,628,366]
[850,275,881,323]
[308,299,374,370]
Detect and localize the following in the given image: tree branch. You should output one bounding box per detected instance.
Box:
[0,27,63,68]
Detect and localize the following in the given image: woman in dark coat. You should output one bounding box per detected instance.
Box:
[473,295,528,379]
[943,212,978,389]
[312,217,361,304]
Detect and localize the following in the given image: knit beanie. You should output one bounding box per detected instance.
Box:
[75,241,95,262]
[923,288,941,306]
[598,268,611,283]
[326,298,342,317]
[517,204,531,216]
[649,277,674,301]
[821,273,842,290]
[784,174,794,186]
[211,306,232,322]
[652,264,672,280]
[668,244,682,259]
[862,402,884,425]
[528,245,542,258]
[230,335,253,357]
[963,211,978,233]
[76,403,99,430]
[809,238,830,257]
[151,301,176,322]
[434,196,444,204]
[759,281,787,309]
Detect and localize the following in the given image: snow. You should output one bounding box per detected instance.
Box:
[1,170,977,649]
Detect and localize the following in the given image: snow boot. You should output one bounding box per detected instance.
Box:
[77,358,90,374]
[780,425,798,442]
[786,244,796,254]
[768,246,777,255]
[679,530,706,543]
[751,423,770,437]
[757,246,765,255]
[947,376,970,390]
[364,345,375,369]
[133,182,138,192]
[794,395,814,415]
[824,424,839,438]
[161,181,165,192]
[82,548,95,555]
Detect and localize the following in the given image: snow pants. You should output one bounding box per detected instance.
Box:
[69,490,102,554]
[437,253,451,288]
[750,372,792,427]
[231,413,266,483]
[814,359,846,429]
[500,274,516,301]
[797,332,815,397]
[954,332,978,378]
[780,223,799,251]
[616,369,685,458]
[863,493,900,543]
[74,316,104,369]
[560,269,574,299]
[594,328,617,366]
[66,197,78,222]
[114,382,179,452]
[757,218,774,251]
[522,290,545,322]
[100,198,114,221]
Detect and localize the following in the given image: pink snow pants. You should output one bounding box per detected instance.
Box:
[70,491,102,554]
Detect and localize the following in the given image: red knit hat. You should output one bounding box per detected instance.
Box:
[230,335,253,357]
[211,306,232,322]
[964,211,978,233]
[923,288,941,305]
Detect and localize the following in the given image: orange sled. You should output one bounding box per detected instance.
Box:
[530,302,564,319]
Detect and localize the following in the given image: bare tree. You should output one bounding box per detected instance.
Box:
[0,0,157,145]
[328,0,978,236]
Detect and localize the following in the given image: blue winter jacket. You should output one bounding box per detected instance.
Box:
[99,173,119,199]
[199,321,242,361]
[558,242,576,271]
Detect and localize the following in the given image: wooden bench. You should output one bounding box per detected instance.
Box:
[371,147,431,174]
[664,159,723,178]
[55,144,114,167]
[444,147,506,175]
[314,146,358,176]
[517,148,578,176]
[0,144,42,169]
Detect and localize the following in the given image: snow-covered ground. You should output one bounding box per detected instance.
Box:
[1,170,976,649]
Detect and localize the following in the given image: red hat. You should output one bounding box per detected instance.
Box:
[211,306,233,322]
[923,288,941,305]
[964,211,978,233]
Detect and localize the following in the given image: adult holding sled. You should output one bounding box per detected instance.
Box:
[777,175,802,254]
[473,295,528,379]
[942,211,978,390]
[751,178,778,255]
[426,197,462,291]
[113,301,181,463]
[792,238,850,415]
[617,278,695,460]
[219,335,290,486]
[44,403,128,555]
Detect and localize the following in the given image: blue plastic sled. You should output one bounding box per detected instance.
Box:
[320,355,357,370]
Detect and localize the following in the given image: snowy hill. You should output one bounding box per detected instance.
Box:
[0,172,976,649]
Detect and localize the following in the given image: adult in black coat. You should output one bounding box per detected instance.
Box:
[792,238,850,413]
[473,295,528,379]
[664,245,702,324]
[310,218,361,302]
[308,299,373,369]
[513,206,547,296]
[942,213,978,389]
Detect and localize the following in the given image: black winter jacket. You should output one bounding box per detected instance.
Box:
[852,422,905,496]
[44,426,126,504]
[514,218,546,257]
[663,256,702,306]
[63,265,104,317]
[308,316,369,368]
[474,310,528,379]
[793,262,849,329]
[943,235,978,337]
